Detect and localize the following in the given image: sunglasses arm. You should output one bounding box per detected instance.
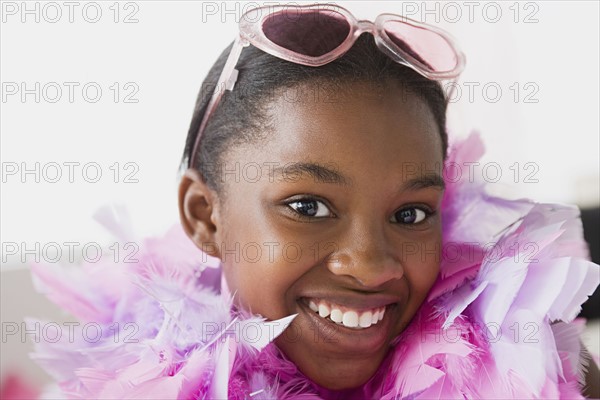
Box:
[190,35,248,167]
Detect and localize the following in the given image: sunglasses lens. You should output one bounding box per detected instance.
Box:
[383,20,458,73]
[262,9,350,57]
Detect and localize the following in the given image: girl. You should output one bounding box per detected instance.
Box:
[31,3,599,399]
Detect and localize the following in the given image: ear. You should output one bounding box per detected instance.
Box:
[178,168,221,258]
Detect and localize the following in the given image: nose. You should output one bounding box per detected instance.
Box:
[326,217,404,289]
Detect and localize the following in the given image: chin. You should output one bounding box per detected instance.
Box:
[272,292,408,390]
[274,323,393,391]
[310,358,384,391]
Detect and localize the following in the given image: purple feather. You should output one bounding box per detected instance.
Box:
[27,132,599,399]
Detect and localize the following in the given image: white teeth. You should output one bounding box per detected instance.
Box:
[308,299,389,330]
[330,309,343,323]
[359,311,373,328]
[318,304,330,318]
[342,311,359,328]
[371,311,379,324]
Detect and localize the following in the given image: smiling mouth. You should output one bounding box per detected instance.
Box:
[302,298,389,330]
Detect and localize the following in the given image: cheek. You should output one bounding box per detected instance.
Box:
[216,196,290,315]
[219,229,316,319]
[401,233,442,295]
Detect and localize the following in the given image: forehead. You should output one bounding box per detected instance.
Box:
[259,81,443,169]
[220,80,444,194]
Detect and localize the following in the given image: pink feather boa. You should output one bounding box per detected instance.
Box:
[29,133,599,399]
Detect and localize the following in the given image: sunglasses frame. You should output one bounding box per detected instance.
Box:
[190,3,466,167]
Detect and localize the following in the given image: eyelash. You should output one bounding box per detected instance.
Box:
[285,196,335,221]
[391,204,436,225]
[284,197,436,225]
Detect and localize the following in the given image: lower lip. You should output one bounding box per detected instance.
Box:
[297,299,396,353]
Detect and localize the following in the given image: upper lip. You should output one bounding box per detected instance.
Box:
[299,292,403,311]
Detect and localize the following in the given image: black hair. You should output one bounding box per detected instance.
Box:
[181,33,448,193]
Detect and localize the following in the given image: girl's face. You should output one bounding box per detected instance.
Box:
[180,81,444,390]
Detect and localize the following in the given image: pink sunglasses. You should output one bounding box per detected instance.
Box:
[190,3,466,167]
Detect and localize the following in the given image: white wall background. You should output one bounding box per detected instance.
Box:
[2,1,599,256]
[1,0,599,387]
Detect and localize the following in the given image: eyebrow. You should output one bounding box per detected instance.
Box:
[271,162,350,186]
[271,162,445,191]
[402,173,446,191]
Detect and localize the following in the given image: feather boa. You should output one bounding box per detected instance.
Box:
[29,132,599,399]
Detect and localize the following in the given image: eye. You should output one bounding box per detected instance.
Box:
[287,199,332,218]
[391,207,430,224]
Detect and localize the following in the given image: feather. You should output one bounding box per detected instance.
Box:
[30,262,116,323]
[387,309,474,398]
[414,373,461,399]
[441,280,488,328]
[92,204,136,243]
[552,320,587,386]
[558,352,586,399]
[177,349,212,400]
[211,337,234,399]
[428,243,485,301]
[237,314,298,352]
[27,130,598,400]
[552,259,599,322]
[427,263,481,302]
